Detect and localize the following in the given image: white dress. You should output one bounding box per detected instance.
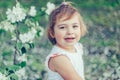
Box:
[45,43,85,80]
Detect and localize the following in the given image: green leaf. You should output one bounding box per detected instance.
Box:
[2,50,12,56]
[18,22,29,34]
[0,66,6,73]
[21,47,27,54]
[5,65,21,76]
[20,61,26,68]
[116,54,120,59]
[17,41,22,49]
[6,65,20,72]
[0,29,6,34]
[9,74,18,80]
[28,43,34,48]
[24,43,30,50]
[36,30,40,37]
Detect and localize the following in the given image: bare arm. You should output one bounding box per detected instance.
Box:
[49,55,83,80]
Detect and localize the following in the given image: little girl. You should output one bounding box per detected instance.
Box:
[45,2,87,80]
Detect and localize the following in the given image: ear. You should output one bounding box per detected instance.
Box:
[49,30,55,38]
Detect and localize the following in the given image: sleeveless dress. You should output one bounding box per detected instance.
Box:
[45,43,85,80]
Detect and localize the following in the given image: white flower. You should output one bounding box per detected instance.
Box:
[17,54,27,62]
[19,28,37,43]
[28,6,36,17]
[30,27,37,34]
[41,7,46,11]
[0,72,8,80]
[19,33,29,43]
[103,72,111,77]
[116,66,120,75]
[15,68,26,80]
[11,35,17,41]
[6,2,26,23]
[0,20,15,32]
[19,34,27,43]
[45,2,55,15]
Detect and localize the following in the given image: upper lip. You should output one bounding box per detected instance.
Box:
[64,37,75,39]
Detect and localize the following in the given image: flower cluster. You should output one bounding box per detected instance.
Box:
[45,2,55,15]
[15,68,26,80]
[0,72,7,80]
[19,28,37,43]
[5,1,43,44]
[6,2,26,23]
[0,20,15,32]
[28,6,36,17]
[17,54,27,62]
[0,1,55,80]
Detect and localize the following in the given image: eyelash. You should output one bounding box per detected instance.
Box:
[59,25,79,29]
[73,25,79,28]
[59,26,65,29]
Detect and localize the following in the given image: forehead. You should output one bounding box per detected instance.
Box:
[56,12,80,24]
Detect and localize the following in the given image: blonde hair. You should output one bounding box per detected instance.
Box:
[47,2,87,45]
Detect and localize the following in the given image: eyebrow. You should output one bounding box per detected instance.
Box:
[73,23,79,25]
[57,24,66,27]
[57,23,80,28]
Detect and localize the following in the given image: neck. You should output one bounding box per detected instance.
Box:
[56,44,76,53]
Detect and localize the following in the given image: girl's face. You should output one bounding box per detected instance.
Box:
[53,14,81,51]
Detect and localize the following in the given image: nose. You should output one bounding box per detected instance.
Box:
[67,27,74,35]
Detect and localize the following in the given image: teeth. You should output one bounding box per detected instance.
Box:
[65,38,75,39]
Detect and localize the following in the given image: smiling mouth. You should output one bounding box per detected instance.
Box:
[64,37,75,41]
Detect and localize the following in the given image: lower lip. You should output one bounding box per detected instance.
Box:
[65,38,75,42]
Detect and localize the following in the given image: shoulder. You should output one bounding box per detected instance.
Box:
[49,55,70,72]
[49,55,83,80]
[45,45,67,69]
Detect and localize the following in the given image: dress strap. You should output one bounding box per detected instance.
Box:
[50,53,61,58]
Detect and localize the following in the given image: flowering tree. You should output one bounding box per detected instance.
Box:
[0,1,55,80]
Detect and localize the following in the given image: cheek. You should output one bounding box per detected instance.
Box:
[75,28,81,34]
[76,29,81,38]
[54,31,64,38]
[54,28,64,37]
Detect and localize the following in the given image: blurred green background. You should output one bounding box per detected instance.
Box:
[0,0,120,80]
